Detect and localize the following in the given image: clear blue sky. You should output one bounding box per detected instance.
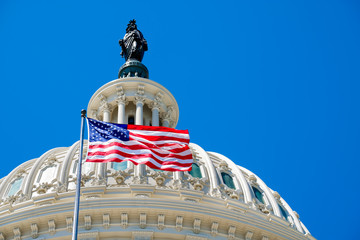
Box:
[1,1,359,239]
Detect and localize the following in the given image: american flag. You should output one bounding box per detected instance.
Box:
[86,118,193,171]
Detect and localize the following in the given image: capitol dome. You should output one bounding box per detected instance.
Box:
[0,23,315,240]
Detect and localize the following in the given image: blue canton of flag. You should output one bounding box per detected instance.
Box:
[89,118,129,142]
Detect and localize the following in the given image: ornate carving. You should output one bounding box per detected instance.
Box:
[139,213,146,229]
[4,195,17,206]
[53,180,66,193]
[262,236,269,240]
[211,187,225,199]
[150,171,168,186]
[228,225,236,239]
[253,200,270,214]
[48,219,56,235]
[133,175,147,184]
[188,178,205,191]
[134,84,146,104]
[245,231,254,240]
[30,223,38,239]
[99,94,112,114]
[103,213,110,229]
[121,213,128,229]
[193,218,201,234]
[157,214,165,230]
[91,109,99,119]
[14,169,26,179]
[273,191,281,200]
[171,179,184,190]
[225,189,240,200]
[116,85,127,105]
[33,179,57,194]
[219,161,230,171]
[84,215,91,230]
[211,222,219,236]
[176,216,183,232]
[43,155,58,167]
[294,211,300,219]
[13,228,21,240]
[249,175,257,184]
[161,105,174,122]
[91,174,107,186]
[66,217,73,232]
[108,170,128,186]
[150,92,163,110]
[119,19,148,62]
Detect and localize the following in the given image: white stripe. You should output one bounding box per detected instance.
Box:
[130,135,187,145]
[87,154,192,170]
[89,143,191,156]
[88,148,193,163]
[90,138,186,147]
[129,129,190,140]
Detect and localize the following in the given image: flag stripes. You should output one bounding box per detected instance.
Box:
[86,118,193,171]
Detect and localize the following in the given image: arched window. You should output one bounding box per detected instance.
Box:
[188,163,202,178]
[7,177,23,197]
[37,166,56,183]
[278,203,288,219]
[252,186,265,204]
[112,161,128,171]
[221,172,235,189]
[128,116,135,125]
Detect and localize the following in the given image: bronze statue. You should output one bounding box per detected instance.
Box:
[119,20,148,62]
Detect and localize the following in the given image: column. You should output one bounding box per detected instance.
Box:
[118,101,126,124]
[135,85,146,182]
[135,101,144,125]
[97,95,111,185]
[161,105,173,128]
[151,107,159,127]
[116,85,126,124]
[162,118,170,127]
[116,87,128,169]
[151,92,163,127]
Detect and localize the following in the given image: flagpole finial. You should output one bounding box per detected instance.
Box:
[81,109,87,117]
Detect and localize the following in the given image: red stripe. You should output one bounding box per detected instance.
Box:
[129,132,189,144]
[86,158,192,171]
[87,151,192,167]
[88,148,192,160]
[89,141,189,154]
[127,124,189,134]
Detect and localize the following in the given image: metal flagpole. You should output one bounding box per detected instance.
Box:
[72,109,87,240]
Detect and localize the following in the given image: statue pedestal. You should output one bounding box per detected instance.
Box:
[118,60,149,79]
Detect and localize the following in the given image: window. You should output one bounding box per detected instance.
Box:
[278,203,288,218]
[189,163,202,178]
[252,186,265,204]
[7,177,23,196]
[221,172,235,189]
[37,166,56,183]
[112,161,128,171]
[128,116,135,125]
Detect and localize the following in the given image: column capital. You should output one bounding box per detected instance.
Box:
[135,84,146,105]
[98,94,113,114]
[161,105,174,121]
[150,92,164,110]
[116,85,128,105]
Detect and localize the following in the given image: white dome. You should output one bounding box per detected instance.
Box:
[0,71,315,240]
[0,140,314,240]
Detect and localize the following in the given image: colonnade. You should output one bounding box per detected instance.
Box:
[96,86,173,183]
